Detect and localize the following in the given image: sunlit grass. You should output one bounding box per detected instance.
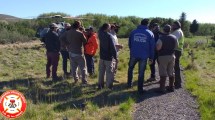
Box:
[182,36,215,120]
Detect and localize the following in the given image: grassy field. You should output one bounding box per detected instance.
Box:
[180,36,215,120]
[0,39,147,120]
[0,36,215,120]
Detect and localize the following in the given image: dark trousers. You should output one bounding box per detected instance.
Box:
[149,52,158,78]
[127,57,147,92]
[46,52,60,78]
[84,54,95,75]
[60,50,70,73]
[174,50,182,87]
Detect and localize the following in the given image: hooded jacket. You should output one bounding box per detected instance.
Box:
[84,32,98,56]
[129,25,155,59]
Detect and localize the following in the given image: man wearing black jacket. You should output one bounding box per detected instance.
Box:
[98,23,117,89]
[44,23,60,81]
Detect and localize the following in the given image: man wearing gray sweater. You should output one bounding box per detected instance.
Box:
[66,21,88,84]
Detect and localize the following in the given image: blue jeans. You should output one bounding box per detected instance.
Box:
[60,50,70,74]
[127,57,147,91]
[84,54,95,75]
[149,51,158,78]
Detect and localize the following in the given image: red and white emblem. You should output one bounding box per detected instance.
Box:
[0,90,27,118]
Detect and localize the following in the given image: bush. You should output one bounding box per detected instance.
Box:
[0,28,30,44]
[211,41,215,47]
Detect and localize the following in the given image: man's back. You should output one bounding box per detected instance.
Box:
[129,25,155,59]
[44,30,60,52]
[98,30,116,61]
[158,34,177,56]
[66,29,87,54]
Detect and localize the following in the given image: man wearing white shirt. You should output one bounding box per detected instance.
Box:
[110,24,123,83]
[171,21,184,89]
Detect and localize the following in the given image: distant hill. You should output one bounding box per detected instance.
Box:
[0,14,21,22]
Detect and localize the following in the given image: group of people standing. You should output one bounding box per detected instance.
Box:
[42,21,122,88]
[127,19,184,94]
[42,18,184,94]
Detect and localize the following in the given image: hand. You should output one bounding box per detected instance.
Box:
[148,59,153,65]
[116,44,123,49]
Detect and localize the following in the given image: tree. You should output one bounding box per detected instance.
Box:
[190,19,199,35]
[179,12,191,37]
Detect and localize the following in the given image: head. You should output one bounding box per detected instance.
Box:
[172,21,181,31]
[141,19,149,26]
[64,23,71,31]
[101,23,111,32]
[151,23,160,33]
[111,23,120,33]
[49,23,58,31]
[79,26,85,32]
[163,24,171,33]
[73,20,81,29]
[88,26,94,35]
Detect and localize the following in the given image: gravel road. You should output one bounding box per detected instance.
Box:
[133,70,200,120]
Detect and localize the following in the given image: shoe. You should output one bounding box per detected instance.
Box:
[52,76,62,81]
[175,85,182,89]
[82,82,89,86]
[155,88,166,94]
[138,90,146,94]
[113,79,120,83]
[127,84,132,89]
[97,84,104,90]
[146,77,156,82]
[166,86,175,92]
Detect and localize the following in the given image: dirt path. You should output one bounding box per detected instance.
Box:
[133,70,200,120]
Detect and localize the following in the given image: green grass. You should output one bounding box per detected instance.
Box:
[181,36,215,120]
[0,39,148,120]
[1,36,214,120]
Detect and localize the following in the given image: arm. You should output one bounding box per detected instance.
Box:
[156,39,162,51]
[175,38,179,50]
[128,33,132,49]
[91,35,99,55]
[109,36,117,60]
[81,33,87,45]
[149,35,155,60]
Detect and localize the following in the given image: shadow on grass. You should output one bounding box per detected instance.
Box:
[0,77,164,110]
[53,80,164,111]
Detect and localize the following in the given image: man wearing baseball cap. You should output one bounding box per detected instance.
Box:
[44,23,61,81]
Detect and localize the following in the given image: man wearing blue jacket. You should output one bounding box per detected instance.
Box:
[127,19,155,93]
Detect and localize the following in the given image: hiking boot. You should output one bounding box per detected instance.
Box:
[138,90,147,94]
[166,86,174,92]
[156,76,166,94]
[146,77,156,82]
[52,76,62,81]
[113,79,120,83]
[97,84,104,90]
[127,84,132,89]
[167,76,175,92]
[175,85,182,89]
[81,82,89,87]
[155,88,166,94]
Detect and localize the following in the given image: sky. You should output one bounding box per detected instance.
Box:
[0,0,214,23]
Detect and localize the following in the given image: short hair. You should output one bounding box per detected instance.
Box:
[141,19,149,25]
[173,21,181,28]
[101,23,110,31]
[163,24,171,33]
[73,20,81,29]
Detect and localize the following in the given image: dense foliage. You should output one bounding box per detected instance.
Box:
[0,12,215,44]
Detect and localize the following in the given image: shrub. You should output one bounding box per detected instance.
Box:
[0,28,30,44]
[211,41,215,47]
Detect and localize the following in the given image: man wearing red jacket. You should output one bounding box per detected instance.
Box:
[84,27,98,76]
